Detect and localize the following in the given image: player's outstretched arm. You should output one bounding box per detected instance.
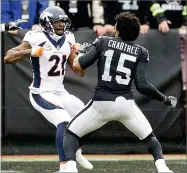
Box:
[73,45,99,73]
[4,41,32,64]
[68,42,93,77]
[134,48,177,108]
[1,19,28,32]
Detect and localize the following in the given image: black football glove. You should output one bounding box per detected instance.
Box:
[5,19,28,31]
[79,42,92,54]
[163,96,177,108]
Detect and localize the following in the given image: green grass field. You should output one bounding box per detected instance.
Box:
[1,160,187,173]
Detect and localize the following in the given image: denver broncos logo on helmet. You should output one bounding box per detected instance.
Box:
[40,11,53,21]
[39,6,71,35]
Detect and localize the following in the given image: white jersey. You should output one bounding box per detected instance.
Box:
[23,30,75,94]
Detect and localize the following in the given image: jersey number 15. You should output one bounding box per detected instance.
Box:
[102,50,137,85]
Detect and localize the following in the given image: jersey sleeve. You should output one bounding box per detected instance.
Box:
[134,46,166,102]
[78,37,103,69]
[23,31,37,48]
[92,36,104,53]
[78,46,99,70]
[77,36,103,70]
[149,1,167,24]
[140,46,150,62]
[65,32,76,44]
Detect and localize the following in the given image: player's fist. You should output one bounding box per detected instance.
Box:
[164,96,177,108]
[71,43,81,53]
[31,46,44,57]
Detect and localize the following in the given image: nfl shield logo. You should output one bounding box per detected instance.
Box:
[57,45,60,50]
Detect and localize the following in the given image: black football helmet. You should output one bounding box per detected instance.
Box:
[39,6,71,34]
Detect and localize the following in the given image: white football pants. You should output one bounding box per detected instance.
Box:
[68,96,153,140]
[29,90,84,127]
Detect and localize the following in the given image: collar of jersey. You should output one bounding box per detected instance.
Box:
[43,31,66,50]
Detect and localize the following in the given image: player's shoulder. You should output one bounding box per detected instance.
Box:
[93,36,112,45]
[23,30,46,46]
[65,31,74,37]
[100,35,113,41]
[65,31,75,44]
[134,44,149,61]
[134,44,148,54]
[24,30,44,40]
[25,30,43,36]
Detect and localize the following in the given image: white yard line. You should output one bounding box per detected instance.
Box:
[1,154,186,162]
[1,171,23,173]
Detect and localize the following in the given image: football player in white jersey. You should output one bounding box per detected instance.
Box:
[4,6,93,172]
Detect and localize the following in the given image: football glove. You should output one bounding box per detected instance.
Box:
[71,42,92,54]
[79,42,92,54]
[163,96,177,108]
[5,19,28,31]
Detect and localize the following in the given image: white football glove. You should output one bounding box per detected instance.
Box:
[79,42,92,54]
[5,19,28,30]
[163,96,177,108]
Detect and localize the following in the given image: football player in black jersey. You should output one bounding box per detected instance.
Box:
[63,12,177,173]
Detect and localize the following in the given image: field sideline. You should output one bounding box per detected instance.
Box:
[2,154,186,162]
[2,154,186,173]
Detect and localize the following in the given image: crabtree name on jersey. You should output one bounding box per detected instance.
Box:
[108,40,139,55]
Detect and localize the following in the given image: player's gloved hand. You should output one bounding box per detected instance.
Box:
[79,42,92,54]
[5,19,28,31]
[163,96,177,108]
[31,46,44,57]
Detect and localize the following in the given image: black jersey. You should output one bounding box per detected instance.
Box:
[78,36,165,101]
[94,36,143,100]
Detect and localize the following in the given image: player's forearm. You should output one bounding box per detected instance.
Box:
[135,62,166,102]
[182,5,187,26]
[136,80,165,102]
[78,46,98,70]
[4,48,32,64]
[72,54,85,77]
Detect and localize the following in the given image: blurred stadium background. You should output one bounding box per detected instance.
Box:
[1,0,186,173]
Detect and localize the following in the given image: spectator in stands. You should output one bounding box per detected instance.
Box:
[1,0,50,30]
[1,0,22,23]
[56,0,105,31]
[93,1,151,36]
[56,1,92,30]
[20,0,49,29]
[92,1,105,36]
[140,0,187,34]
[93,0,187,36]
